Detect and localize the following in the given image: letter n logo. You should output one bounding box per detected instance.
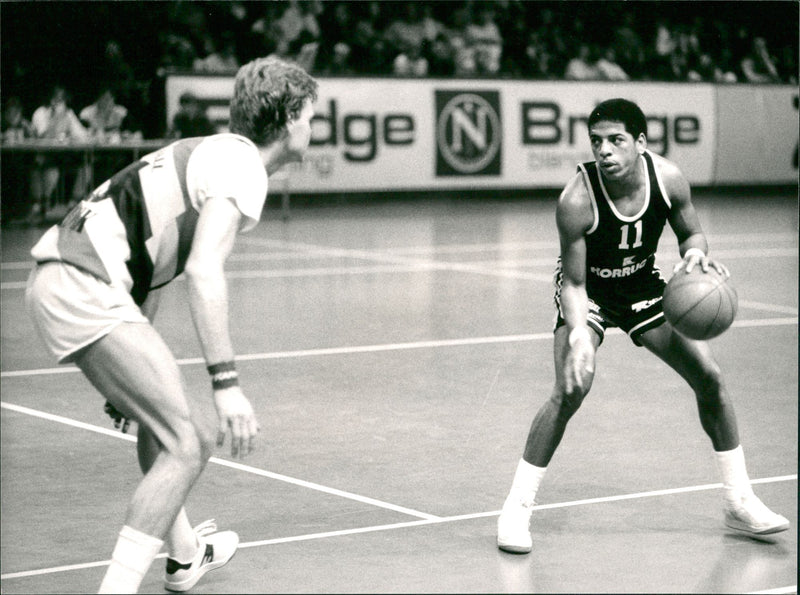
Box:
[435,91,502,176]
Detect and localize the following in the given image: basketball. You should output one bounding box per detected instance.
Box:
[663,266,738,340]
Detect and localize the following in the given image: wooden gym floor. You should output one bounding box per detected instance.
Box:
[1,190,796,594]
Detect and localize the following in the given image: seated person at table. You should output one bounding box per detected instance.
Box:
[29,85,89,221]
[80,86,142,183]
[80,87,132,142]
[2,96,34,142]
[169,92,216,138]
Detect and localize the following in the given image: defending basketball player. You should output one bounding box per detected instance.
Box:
[496,98,789,554]
[25,57,318,593]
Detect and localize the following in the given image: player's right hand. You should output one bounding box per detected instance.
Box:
[564,327,595,394]
[104,400,131,433]
[213,387,260,458]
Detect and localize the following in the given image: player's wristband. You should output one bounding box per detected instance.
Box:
[683,248,706,260]
[207,361,239,390]
[568,326,591,347]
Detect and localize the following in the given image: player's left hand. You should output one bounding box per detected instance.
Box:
[104,400,131,433]
[673,252,729,277]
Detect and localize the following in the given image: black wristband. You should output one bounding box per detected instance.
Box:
[207,361,236,376]
[208,361,239,391]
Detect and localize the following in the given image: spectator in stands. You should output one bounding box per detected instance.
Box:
[80,86,140,184]
[522,31,553,79]
[687,52,736,83]
[321,42,354,76]
[169,92,215,139]
[612,12,645,79]
[465,2,503,75]
[449,4,477,76]
[158,31,198,74]
[714,48,740,83]
[392,38,429,77]
[529,7,569,77]
[498,3,530,77]
[168,1,213,58]
[419,4,445,46]
[193,32,240,73]
[31,86,87,140]
[29,86,89,222]
[740,37,782,83]
[349,9,390,75]
[1,96,34,142]
[384,2,426,67]
[318,1,352,70]
[650,18,676,80]
[564,43,602,80]
[595,47,629,81]
[283,30,320,73]
[426,32,456,77]
[252,0,321,68]
[79,87,131,142]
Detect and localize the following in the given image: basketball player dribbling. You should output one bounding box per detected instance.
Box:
[496,98,789,554]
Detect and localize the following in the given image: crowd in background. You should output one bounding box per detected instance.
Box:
[2,0,798,141]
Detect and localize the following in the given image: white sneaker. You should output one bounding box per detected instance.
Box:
[164,520,240,592]
[497,496,534,553]
[724,494,790,536]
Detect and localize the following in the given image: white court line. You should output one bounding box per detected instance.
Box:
[1,474,795,581]
[2,231,795,271]
[0,401,439,522]
[2,317,797,379]
[0,317,797,378]
[749,587,798,595]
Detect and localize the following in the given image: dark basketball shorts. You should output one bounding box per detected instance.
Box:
[553,264,667,346]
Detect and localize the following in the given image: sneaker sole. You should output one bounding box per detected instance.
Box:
[725,519,790,536]
[497,540,532,554]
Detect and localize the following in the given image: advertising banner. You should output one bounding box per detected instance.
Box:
[168,75,794,192]
[714,85,798,184]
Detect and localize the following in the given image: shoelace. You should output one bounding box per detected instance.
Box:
[192,519,218,538]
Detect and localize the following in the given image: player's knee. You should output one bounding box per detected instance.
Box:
[552,387,587,417]
[164,422,208,472]
[693,361,725,398]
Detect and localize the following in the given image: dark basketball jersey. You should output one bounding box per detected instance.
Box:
[578,150,671,304]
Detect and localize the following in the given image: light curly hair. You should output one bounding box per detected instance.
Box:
[229,56,318,146]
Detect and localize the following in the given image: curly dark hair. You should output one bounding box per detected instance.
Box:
[229,56,319,146]
[587,98,648,139]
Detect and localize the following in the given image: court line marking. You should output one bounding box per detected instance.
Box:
[2,317,797,379]
[2,243,796,273]
[2,229,795,272]
[0,401,440,523]
[1,474,795,581]
[2,241,795,289]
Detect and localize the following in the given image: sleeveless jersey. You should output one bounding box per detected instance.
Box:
[578,150,671,303]
[30,134,268,305]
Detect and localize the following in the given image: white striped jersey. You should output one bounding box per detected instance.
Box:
[30,134,268,305]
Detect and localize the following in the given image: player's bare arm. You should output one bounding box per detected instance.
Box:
[656,155,728,277]
[184,195,260,458]
[555,174,596,393]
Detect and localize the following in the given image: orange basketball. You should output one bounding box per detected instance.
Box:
[663,266,738,340]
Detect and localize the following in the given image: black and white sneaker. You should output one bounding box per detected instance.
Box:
[164,520,239,592]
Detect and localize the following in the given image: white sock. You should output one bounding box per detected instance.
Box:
[98,525,163,594]
[504,459,547,508]
[714,445,755,503]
